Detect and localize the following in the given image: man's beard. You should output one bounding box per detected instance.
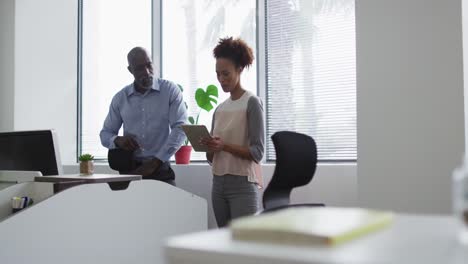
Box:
[139,76,153,88]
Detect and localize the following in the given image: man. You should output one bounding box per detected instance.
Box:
[100,47,187,185]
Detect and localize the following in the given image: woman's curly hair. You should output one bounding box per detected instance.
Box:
[213,37,254,70]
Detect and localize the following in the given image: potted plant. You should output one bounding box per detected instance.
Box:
[79,153,94,175]
[175,84,219,164]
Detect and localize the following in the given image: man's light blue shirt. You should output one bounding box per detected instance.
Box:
[100,78,187,162]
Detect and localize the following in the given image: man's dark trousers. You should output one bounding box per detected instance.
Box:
[108,148,176,186]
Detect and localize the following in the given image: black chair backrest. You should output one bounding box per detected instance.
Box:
[262,131,318,210]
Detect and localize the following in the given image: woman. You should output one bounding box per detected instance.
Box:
[202,37,265,227]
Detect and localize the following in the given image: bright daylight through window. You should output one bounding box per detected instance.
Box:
[80,0,152,159]
[265,0,356,161]
[162,0,257,161]
[79,0,356,162]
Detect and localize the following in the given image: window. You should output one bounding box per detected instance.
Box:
[265,0,356,161]
[79,0,152,159]
[78,0,356,162]
[162,0,257,161]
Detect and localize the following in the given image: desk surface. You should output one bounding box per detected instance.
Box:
[165,214,468,264]
[35,174,142,183]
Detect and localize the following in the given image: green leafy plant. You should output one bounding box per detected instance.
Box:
[78,153,94,162]
[178,84,219,145]
[190,84,219,124]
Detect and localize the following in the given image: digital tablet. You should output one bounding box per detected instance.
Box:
[181,125,212,152]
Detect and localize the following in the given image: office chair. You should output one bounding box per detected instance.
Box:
[262,131,324,213]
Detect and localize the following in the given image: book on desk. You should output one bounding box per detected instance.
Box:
[230,207,394,246]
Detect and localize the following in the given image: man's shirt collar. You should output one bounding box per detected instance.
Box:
[126,79,160,96]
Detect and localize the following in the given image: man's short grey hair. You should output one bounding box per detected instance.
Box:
[127,47,150,65]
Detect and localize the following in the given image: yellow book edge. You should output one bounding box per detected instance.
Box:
[230,208,395,247]
[327,212,394,246]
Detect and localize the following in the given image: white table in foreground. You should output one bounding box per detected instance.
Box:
[165,214,468,264]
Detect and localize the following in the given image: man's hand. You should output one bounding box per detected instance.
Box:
[131,158,162,178]
[114,136,140,151]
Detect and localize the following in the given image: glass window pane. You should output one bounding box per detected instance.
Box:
[81,0,152,159]
[162,0,257,161]
[266,0,356,161]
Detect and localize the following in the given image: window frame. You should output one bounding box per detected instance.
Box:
[77,0,83,163]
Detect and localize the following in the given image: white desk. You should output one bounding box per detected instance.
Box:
[34,173,142,184]
[35,173,142,192]
[165,214,468,264]
[0,180,207,264]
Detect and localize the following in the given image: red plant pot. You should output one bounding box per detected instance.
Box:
[175,146,192,164]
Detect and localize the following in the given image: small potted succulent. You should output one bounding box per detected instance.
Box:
[175,84,219,164]
[79,153,94,175]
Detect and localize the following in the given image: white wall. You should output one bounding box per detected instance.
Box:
[14,0,77,164]
[357,0,465,214]
[0,0,15,132]
[64,163,357,228]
